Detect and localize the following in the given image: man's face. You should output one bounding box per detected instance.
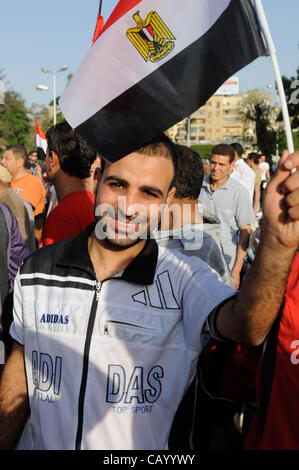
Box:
[29,152,38,164]
[209,154,233,183]
[1,150,19,178]
[95,151,176,249]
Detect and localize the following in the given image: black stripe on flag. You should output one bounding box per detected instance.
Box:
[76,0,267,163]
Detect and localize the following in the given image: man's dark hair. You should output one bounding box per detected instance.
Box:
[136,133,178,189]
[6,145,29,169]
[172,145,203,199]
[247,152,260,165]
[46,121,97,178]
[211,143,235,164]
[230,142,244,158]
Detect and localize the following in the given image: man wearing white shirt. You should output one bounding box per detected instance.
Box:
[230,142,255,202]
[259,154,270,203]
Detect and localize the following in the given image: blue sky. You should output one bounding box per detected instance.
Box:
[1,0,298,110]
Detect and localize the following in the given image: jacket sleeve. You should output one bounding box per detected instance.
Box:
[8,211,30,293]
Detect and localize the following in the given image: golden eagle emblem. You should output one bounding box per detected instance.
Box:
[126,11,176,63]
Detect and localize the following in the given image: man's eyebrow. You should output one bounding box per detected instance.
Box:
[140,185,163,196]
[104,176,164,196]
[104,175,128,186]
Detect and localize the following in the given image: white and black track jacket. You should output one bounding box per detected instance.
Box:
[10,223,235,450]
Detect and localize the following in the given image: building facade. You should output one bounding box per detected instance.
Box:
[167,94,246,145]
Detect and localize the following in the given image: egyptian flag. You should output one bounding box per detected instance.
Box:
[35,120,47,155]
[60,0,268,163]
[91,0,104,45]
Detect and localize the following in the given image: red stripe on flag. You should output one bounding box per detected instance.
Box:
[92,14,104,44]
[35,120,46,139]
[99,0,142,37]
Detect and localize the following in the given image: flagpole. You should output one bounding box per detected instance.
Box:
[253,0,294,155]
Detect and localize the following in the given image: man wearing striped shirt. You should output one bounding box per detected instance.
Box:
[199,144,255,289]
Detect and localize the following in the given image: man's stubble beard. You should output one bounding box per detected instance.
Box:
[95,214,152,250]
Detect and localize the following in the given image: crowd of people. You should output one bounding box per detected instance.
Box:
[0,121,298,451]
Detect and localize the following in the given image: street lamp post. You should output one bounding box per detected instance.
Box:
[36,65,68,125]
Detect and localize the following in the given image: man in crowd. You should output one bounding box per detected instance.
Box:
[0,166,34,251]
[243,241,299,450]
[0,202,29,366]
[199,144,255,289]
[247,153,262,217]
[230,142,255,202]
[156,144,233,287]
[1,146,46,245]
[28,150,43,180]
[41,121,100,245]
[0,134,299,450]
[259,154,270,203]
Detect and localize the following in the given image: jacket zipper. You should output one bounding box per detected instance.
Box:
[75,280,102,450]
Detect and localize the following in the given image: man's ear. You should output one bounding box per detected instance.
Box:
[166,186,176,206]
[94,167,102,183]
[49,150,60,168]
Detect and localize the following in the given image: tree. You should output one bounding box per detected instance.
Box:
[0,69,31,150]
[278,129,299,154]
[241,89,278,159]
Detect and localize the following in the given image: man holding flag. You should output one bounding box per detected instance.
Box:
[1,135,299,449]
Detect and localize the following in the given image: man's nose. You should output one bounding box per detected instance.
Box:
[118,195,138,219]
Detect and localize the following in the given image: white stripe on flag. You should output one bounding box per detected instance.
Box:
[36,133,47,153]
[60,0,231,128]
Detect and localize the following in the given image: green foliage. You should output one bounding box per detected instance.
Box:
[278,130,299,154]
[0,107,31,147]
[190,144,213,159]
[41,111,65,134]
[0,69,72,152]
[0,70,31,150]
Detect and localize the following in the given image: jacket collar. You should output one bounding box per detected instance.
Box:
[57,222,159,285]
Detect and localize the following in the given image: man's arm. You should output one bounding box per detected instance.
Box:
[217,151,299,346]
[231,225,250,290]
[0,341,29,449]
[9,211,30,284]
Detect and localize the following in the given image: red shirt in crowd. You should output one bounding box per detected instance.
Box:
[244,252,299,450]
[42,190,95,246]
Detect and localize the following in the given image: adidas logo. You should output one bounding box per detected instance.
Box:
[132,270,180,310]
